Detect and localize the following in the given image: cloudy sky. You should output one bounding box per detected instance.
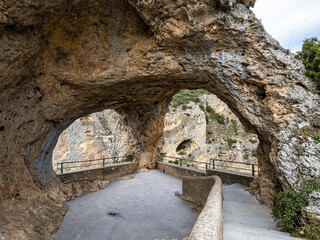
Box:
[252,0,320,52]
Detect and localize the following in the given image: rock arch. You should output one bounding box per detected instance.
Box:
[0,0,319,238]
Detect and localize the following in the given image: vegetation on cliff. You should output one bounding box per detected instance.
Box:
[170,89,210,108]
[297,37,320,89]
[272,179,320,239]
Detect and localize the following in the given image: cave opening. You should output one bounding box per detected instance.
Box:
[176,139,192,152]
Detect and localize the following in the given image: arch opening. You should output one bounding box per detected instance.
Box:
[52,109,137,174]
[160,89,260,175]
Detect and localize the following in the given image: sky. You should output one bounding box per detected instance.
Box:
[252,0,320,52]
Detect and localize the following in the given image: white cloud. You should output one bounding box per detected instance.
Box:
[252,0,320,52]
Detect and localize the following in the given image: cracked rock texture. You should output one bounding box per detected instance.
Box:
[0,0,320,238]
[303,191,320,221]
[52,109,136,172]
[161,102,207,162]
[160,93,258,170]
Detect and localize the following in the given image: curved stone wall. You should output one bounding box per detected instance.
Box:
[189,176,223,240]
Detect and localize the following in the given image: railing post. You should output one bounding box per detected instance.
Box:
[212,159,215,169]
[60,163,64,174]
[180,159,182,167]
[103,159,105,167]
[206,163,208,172]
[130,154,134,162]
[209,159,211,169]
[252,164,255,176]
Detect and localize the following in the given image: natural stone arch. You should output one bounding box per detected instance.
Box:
[0,0,319,238]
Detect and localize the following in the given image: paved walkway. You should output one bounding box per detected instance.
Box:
[223,183,300,240]
[54,170,198,240]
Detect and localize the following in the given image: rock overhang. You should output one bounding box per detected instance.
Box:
[0,0,320,238]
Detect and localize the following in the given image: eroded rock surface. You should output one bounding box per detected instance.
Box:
[52,109,136,172]
[160,93,258,171]
[161,102,207,162]
[0,0,320,238]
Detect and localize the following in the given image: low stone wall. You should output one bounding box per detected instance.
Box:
[188,176,223,240]
[157,162,207,179]
[157,162,254,187]
[158,162,255,240]
[57,162,138,183]
[207,169,254,186]
[181,176,216,206]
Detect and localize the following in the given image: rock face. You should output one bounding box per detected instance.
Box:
[160,94,258,173]
[201,94,259,169]
[161,102,207,162]
[0,0,320,238]
[53,109,136,172]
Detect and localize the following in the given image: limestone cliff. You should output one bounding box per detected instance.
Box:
[161,102,207,161]
[53,109,136,172]
[160,93,258,173]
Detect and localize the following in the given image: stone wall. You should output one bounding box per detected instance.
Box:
[207,169,254,187]
[189,176,223,240]
[158,162,255,186]
[180,176,216,206]
[157,162,208,179]
[58,162,138,183]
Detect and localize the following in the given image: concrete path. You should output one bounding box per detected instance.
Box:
[223,183,300,240]
[54,170,198,240]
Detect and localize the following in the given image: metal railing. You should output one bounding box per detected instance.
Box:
[157,155,209,172]
[158,155,259,176]
[56,154,134,174]
[209,159,258,176]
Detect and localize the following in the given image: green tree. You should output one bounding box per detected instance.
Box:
[297,37,320,88]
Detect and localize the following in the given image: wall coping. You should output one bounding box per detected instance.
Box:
[157,162,224,240]
[188,175,223,240]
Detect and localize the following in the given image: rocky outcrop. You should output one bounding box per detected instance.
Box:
[53,109,136,172]
[160,94,258,172]
[1,0,320,238]
[201,94,258,170]
[303,191,320,221]
[161,102,207,162]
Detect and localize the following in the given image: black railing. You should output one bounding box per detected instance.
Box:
[158,155,259,176]
[157,155,209,172]
[209,159,258,176]
[56,155,134,174]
